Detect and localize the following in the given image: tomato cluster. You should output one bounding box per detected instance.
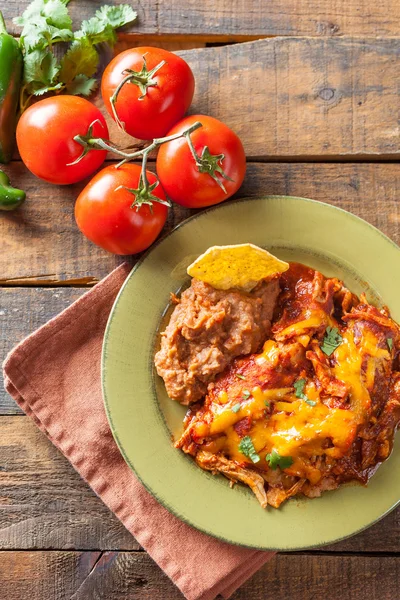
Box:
[16,47,246,255]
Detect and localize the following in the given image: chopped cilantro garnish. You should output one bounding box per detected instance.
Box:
[231,403,241,413]
[321,326,343,356]
[242,390,251,401]
[294,378,307,399]
[238,436,260,463]
[235,373,246,380]
[387,338,393,351]
[264,400,270,407]
[266,449,293,470]
[294,378,316,406]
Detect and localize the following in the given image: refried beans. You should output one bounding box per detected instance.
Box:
[154,277,280,404]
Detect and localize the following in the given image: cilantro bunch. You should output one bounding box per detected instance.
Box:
[13,0,137,110]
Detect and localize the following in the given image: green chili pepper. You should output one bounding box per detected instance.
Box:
[0,12,23,164]
[0,170,25,210]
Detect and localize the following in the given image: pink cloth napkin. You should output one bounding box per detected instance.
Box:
[3,264,274,600]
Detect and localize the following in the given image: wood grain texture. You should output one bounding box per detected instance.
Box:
[0,417,138,550]
[4,0,400,37]
[0,163,399,284]
[87,38,400,160]
[0,415,399,552]
[0,288,86,414]
[8,38,400,161]
[177,38,400,159]
[158,0,400,37]
[1,551,400,599]
[3,0,157,36]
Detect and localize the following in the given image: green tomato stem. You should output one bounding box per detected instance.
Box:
[184,129,234,193]
[72,120,203,164]
[70,120,203,208]
[110,57,167,131]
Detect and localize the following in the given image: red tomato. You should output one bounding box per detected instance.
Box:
[16,96,108,185]
[156,115,246,208]
[101,47,195,140]
[75,163,168,255]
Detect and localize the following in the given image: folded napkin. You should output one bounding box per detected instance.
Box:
[3,264,274,600]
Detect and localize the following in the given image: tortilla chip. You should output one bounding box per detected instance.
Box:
[187,244,289,291]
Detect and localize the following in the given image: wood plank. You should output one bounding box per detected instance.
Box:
[0,417,138,550]
[1,551,400,599]
[158,0,400,37]
[0,163,399,284]
[89,38,400,160]
[5,38,400,161]
[177,38,400,159]
[114,36,206,54]
[4,0,400,37]
[0,416,399,552]
[0,288,86,414]
[3,0,157,36]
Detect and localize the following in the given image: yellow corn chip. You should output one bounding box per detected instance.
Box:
[187,244,289,291]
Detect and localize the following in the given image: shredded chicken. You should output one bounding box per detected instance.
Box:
[307,343,349,399]
[195,451,268,508]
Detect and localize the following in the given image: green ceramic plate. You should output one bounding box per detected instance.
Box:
[102,196,400,550]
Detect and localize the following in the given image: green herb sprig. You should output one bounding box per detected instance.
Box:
[13,0,137,110]
[235,373,246,380]
[238,436,260,463]
[321,326,343,356]
[266,449,293,470]
[294,378,317,406]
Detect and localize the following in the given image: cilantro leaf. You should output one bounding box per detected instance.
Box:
[14,1,137,108]
[59,39,99,82]
[388,338,393,352]
[76,20,117,46]
[21,22,73,52]
[42,0,72,29]
[238,436,260,463]
[242,390,251,401]
[32,82,64,96]
[305,399,317,406]
[76,5,137,47]
[294,378,307,400]
[95,4,137,29]
[264,400,270,407]
[231,403,241,414]
[293,378,316,406]
[14,0,71,29]
[66,74,98,96]
[23,49,60,89]
[321,326,343,356]
[15,0,72,50]
[266,449,293,470]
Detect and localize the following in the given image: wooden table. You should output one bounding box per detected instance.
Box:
[1,1,400,598]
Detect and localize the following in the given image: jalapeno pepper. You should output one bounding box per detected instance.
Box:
[0,170,25,210]
[0,12,23,164]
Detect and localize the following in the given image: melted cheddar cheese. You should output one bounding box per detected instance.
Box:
[176,262,400,508]
[194,315,391,480]
[199,385,358,479]
[334,327,389,423]
[275,309,334,339]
